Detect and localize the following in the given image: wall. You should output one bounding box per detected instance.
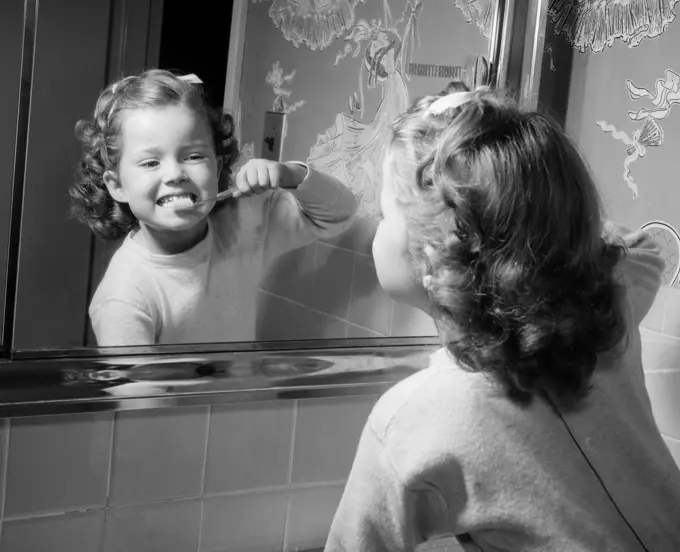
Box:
[0,0,24,347]
[640,288,680,464]
[238,0,491,341]
[538,6,680,455]
[12,0,110,349]
[0,396,463,551]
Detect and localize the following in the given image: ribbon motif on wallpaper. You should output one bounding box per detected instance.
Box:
[597,69,679,200]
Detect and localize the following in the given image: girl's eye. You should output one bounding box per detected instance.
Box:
[187,153,206,161]
[140,160,159,168]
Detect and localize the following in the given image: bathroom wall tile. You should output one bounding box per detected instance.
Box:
[0,510,104,552]
[104,499,201,552]
[303,243,354,319]
[320,215,378,256]
[348,254,394,336]
[4,412,112,518]
[644,371,680,440]
[291,395,374,484]
[346,323,385,338]
[391,301,438,337]
[261,243,316,304]
[641,331,680,372]
[201,490,288,552]
[662,435,680,468]
[640,287,665,332]
[204,401,295,494]
[256,291,347,341]
[283,485,344,552]
[0,419,9,520]
[108,406,209,506]
[662,287,680,337]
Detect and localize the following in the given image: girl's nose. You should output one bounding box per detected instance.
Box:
[162,162,187,185]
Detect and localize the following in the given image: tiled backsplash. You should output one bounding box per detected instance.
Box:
[0,391,464,552]
[259,239,437,341]
[640,286,680,467]
[0,396,375,552]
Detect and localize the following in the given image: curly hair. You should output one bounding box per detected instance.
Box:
[70,69,240,240]
[386,83,627,408]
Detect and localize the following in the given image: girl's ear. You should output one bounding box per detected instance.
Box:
[103,171,127,203]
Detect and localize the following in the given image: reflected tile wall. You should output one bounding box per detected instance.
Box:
[259,216,438,341]
[0,395,378,551]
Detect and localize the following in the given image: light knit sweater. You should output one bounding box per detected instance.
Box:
[326,223,680,551]
[90,165,357,346]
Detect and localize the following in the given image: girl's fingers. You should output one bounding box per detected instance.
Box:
[257,163,271,191]
[267,163,282,190]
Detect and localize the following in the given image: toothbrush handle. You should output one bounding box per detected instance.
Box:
[194,189,235,208]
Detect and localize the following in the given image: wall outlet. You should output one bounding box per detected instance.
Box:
[261,111,287,161]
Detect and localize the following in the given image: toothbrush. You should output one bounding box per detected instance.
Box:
[172,189,235,211]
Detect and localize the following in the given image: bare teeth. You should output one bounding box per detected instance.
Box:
[157,194,197,209]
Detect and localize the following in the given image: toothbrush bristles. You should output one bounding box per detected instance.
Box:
[172,197,196,210]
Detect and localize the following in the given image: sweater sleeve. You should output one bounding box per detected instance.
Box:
[90,298,156,347]
[325,422,447,552]
[263,163,357,260]
[605,221,665,326]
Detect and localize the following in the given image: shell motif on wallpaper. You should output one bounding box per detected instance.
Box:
[549,0,678,53]
[264,0,366,51]
[626,116,665,155]
[452,0,497,38]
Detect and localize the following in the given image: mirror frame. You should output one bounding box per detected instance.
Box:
[2,0,549,361]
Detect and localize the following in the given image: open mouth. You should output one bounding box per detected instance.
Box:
[157,193,197,209]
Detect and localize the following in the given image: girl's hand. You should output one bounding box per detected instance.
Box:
[232,159,307,198]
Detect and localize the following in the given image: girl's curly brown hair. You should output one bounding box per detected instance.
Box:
[70,69,240,240]
[387,83,627,408]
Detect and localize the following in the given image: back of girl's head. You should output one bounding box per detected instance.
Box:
[70,69,239,240]
[387,83,627,408]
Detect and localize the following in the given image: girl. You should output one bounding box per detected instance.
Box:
[70,70,357,346]
[325,86,680,550]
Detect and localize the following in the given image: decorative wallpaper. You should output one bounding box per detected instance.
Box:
[238,0,490,340]
[542,1,680,287]
[240,0,490,219]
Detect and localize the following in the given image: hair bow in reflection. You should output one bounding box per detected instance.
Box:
[425,92,473,117]
[178,73,203,84]
[424,86,491,117]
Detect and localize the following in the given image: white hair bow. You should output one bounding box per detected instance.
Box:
[424,86,490,117]
[178,74,203,84]
[426,92,473,116]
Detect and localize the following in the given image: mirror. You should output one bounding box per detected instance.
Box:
[4,0,496,353]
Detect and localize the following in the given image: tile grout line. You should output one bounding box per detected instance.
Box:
[0,481,352,523]
[100,411,117,550]
[0,418,11,546]
[285,402,299,552]
[287,401,299,487]
[258,288,384,335]
[661,291,668,334]
[199,406,212,496]
[104,413,116,509]
[282,489,294,552]
[195,405,213,552]
[389,298,396,337]
[345,252,357,333]
[196,499,205,552]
